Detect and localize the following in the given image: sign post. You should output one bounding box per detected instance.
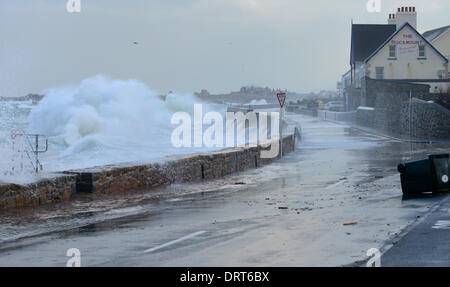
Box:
[276,92,286,159]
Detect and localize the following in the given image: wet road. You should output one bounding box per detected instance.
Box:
[0,114,448,266]
[380,196,450,266]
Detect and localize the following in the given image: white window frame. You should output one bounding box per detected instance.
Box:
[418,44,426,58]
[389,45,396,58]
[375,67,384,79]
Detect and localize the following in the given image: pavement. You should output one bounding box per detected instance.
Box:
[0,114,448,266]
[379,195,450,267]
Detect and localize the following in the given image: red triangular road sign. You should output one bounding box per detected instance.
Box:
[277,92,286,108]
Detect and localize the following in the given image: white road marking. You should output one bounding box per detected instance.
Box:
[325,180,346,190]
[432,220,450,230]
[143,231,206,253]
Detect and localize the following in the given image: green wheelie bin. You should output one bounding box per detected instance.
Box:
[397,153,449,195]
[429,154,449,193]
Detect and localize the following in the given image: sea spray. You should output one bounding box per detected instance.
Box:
[0,101,38,183]
[25,75,225,172]
[1,75,271,183]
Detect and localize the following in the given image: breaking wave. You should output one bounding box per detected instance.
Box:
[25,75,224,171]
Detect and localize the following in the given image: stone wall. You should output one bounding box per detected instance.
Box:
[333,78,450,140]
[373,92,407,135]
[0,134,296,210]
[355,107,375,128]
[400,99,450,140]
[0,174,76,209]
[369,80,450,140]
[66,135,296,195]
[361,77,430,108]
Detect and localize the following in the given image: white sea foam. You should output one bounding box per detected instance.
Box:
[0,75,225,183]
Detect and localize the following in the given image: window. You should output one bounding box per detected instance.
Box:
[376,67,384,79]
[419,44,425,58]
[389,45,396,58]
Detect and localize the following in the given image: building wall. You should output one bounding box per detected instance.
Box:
[345,86,362,110]
[356,107,375,127]
[432,29,450,61]
[365,25,448,80]
[361,77,430,108]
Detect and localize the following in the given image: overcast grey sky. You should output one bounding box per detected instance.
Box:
[1,0,449,97]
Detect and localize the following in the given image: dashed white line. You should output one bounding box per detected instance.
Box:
[432,220,450,230]
[143,231,206,254]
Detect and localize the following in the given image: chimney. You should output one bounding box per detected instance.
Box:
[388,13,396,25]
[395,6,417,30]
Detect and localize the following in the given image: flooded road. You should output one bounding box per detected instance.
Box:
[0,114,448,266]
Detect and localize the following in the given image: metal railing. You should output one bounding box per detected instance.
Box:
[11,130,48,173]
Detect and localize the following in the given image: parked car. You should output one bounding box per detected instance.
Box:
[324,101,345,111]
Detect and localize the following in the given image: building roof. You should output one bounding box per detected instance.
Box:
[423,25,450,42]
[364,22,449,63]
[350,24,396,65]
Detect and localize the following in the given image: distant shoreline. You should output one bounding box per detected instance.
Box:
[0,94,44,103]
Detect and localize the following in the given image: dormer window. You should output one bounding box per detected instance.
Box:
[418,44,426,58]
[389,45,397,58]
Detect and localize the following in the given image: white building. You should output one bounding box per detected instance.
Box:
[347,7,449,92]
[343,7,450,109]
[361,22,448,81]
